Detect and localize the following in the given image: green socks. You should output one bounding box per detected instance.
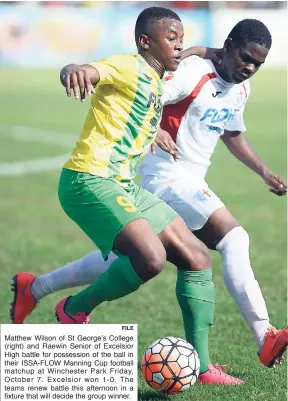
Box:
[176,269,214,373]
[65,258,214,374]
[65,255,144,315]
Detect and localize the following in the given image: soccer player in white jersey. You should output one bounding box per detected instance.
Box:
[140,19,287,370]
[11,19,287,375]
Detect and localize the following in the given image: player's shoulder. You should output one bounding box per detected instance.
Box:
[164,55,212,83]
[238,79,251,102]
[181,55,214,73]
[99,53,137,67]
[242,79,251,97]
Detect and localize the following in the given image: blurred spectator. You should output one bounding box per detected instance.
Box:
[171,1,209,9]
[5,0,280,9]
[0,1,21,4]
[113,2,171,8]
[226,1,248,8]
[41,1,66,6]
[213,1,286,8]
[81,1,107,7]
[248,1,286,8]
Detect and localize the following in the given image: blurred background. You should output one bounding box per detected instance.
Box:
[0,0,287,68]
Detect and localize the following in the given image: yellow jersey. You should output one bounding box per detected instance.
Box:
[64,53,164,186]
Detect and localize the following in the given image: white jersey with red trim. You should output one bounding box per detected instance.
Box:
[138,55,250,180]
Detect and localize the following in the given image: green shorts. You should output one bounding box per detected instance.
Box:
[58,169,178,259]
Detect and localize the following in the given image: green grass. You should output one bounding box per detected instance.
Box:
[0,68,286,400]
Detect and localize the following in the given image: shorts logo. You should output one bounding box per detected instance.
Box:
[194,189,211,203]
[116,196,137,213]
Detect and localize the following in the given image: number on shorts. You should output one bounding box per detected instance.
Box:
[116,196,137,213]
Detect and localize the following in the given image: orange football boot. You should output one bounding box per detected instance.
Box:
[198,364,244,385]
[55,297,90,324]
[11,273,37,324]
[258,326,288,367]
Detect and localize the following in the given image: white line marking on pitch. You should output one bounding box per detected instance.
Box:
[0,154,72,176]
[0,125,76,176]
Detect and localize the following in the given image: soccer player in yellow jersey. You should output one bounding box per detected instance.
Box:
[58,6,230,382]
[11,7,243,385]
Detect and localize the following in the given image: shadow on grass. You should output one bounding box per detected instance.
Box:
[138,389,172,401]
[138,365,171,401]
[137,362,249,400]
[138,364,184,400]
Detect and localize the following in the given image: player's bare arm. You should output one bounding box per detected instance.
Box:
[181,46,222,64]
[222,130,287,196]
[60,64,99,102]
[151,127,178,161]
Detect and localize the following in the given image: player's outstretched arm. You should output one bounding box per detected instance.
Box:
[181,46,222,64]
[60,64,100,102]
[222,130,287,196]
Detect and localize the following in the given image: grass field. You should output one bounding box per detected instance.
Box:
[0,68,287,400]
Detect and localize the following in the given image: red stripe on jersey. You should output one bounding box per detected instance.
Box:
[165,71,174,81]
[243,83,247,99]
[161,72,216,142]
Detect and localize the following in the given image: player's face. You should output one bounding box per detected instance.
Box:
[148,19,184,71]
[223,41,269,84]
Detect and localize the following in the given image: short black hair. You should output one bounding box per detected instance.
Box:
[135,6,181,46]
[228,19,272,49]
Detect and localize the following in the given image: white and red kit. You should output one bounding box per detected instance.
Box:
[138,55,250,230]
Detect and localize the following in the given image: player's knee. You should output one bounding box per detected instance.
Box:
[237,227,249,248]
[182,241,211,271]
[217,226,250,252]
[193,242,211,270]
[146,246,167,278]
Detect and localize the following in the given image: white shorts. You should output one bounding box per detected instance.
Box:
[140,174,225,231]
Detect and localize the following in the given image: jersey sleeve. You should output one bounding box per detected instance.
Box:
[89,55,134,87]
[163,56,206,105]
[225,81,250,132]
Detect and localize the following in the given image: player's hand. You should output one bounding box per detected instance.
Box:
[60,64,95,102]
[151,128,178,161]
[262,171,287,196]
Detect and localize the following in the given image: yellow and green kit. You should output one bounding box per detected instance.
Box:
[59,53,178,257]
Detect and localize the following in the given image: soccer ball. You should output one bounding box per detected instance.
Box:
[141,337,200,394]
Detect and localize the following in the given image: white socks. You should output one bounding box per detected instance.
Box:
[216,226,270,351]
[31,251,115,301]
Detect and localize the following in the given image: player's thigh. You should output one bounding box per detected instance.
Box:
[113,183,177,279]
[158,216,211,271]
[133,184,179,236]
[113,219,167,280]
[142,175,225,232]
[153,177,238,250]
[58,169,151,259]
[194,207,240,250]
[131,183,210,271]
